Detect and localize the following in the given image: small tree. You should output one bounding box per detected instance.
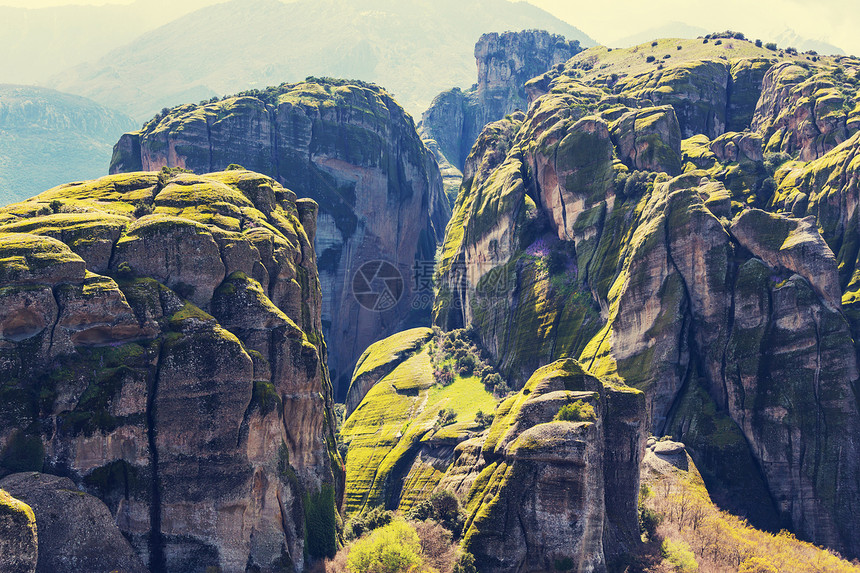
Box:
[347,520,425,573]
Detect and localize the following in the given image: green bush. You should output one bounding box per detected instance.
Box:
[661,539,698,572]
[304,484,337,559]
[765,42,778,51]
[554,400,596,422]
[407,490,465,536]
[453,551,477,573]
[347,520,425,573]
[344,505,394,540]
[436,407,456,428]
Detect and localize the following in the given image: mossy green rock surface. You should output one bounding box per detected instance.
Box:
[0,488,37,573]
[433,48,860,559]
[111,77,451,399]
[440,360,646,573]
[341,329,499,516]
[0,169,339,572]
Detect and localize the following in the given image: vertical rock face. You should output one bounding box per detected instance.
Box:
[110,78,450,399]
[752,62,858,160]
[419,30,582,201]
[433,52,860,557]
[444,360,646,573]
[0,488,37,573]
[0,170,339,572]
[1,472,147,573]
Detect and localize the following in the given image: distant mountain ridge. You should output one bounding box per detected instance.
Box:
[48,0,595,121]
[0,84,136,206]
[0,0,221,85]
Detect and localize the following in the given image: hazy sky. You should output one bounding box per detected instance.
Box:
[1,0,857,55]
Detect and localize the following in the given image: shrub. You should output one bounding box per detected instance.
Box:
[482,372,502,390]
[344,506,394,540]
[474,410,494,429]
[347,520,425,573]
[435,366,455,387]
[714,39,722,45]
[225,163,245,171]
[764,152,792,173]
[453,551,477,573]
[157,166,193,187]
[456,353,476,375]
[133,201,153,218]
[646,55,656,63]
[436,408,456,428]
[661,539,698,572]
[765,42,778,51]
[407,490,465,536]
[554,400,596,422]
[49,199,62,213]
[411,520,457,572]
[304,484,337,559]
[755,39,763,47]
[651,41,658,47]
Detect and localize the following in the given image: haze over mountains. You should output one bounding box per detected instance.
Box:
[0,0,592,205]
[0,84,135,204]
[47,0,594,121]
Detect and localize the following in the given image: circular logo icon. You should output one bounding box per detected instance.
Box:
[352,260,404,312]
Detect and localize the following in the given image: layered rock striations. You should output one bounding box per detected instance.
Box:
[110,78,450,398]
[0,169,340,572]
[419,30,582,201]
[433,46,860,558]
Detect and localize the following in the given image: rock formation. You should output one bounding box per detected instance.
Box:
[441,360,646,573]
[0,169,339,572]
[109,78,450,399]
[339,327,501,516]
[433,44,860,558]
[0,488,37,573]
[1,472,147,573]
[419,30,582,201]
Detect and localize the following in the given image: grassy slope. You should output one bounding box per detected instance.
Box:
[341,339,498,516]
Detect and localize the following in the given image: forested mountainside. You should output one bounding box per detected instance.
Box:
[50,0,594,121]
[0,85,136,205]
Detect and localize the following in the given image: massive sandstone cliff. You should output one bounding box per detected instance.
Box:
[433,41,860,558]
[110,78,450,399]
[419,30,582,201]
[0,169,339,572]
